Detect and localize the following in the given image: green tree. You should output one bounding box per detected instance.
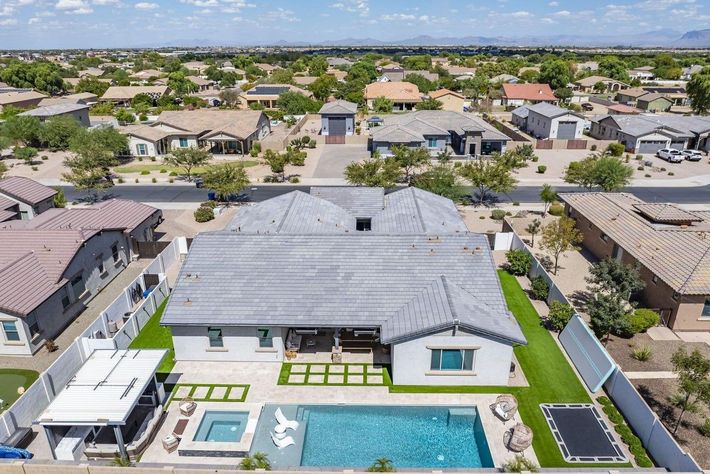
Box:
[263,149,290,182]
[402,55,431,70]
[587,292,630,345]
[526,218,541,248]
[167,71,197,95]
[554,87,573,103]
[539,184,557,217]
[267,68,294,85]
[540,216,583,275]
[593,81,607,93]
[201,162,250,202]
[308,56,328,77]
[14,146,38,164]
[404,73,434,93]
[0,161,7,179]
[165,147,211,182]
[75,76,110,96]
[276,91,322,115]
[687,66,710,115]
[53,187,67,208]
[457,158,517,205]
[372,96,394,113]
[538,60,573,90]
[219,89,241,107]
[416,98,443,110]
[598,57,630,83]
[586,258,645,302]
[38,116,82,150]
[308,74,337,101]
[2,115,41,146]
[592,155,633,192]
[413,163,463,200]
[114,108,135,124]
[345,157,401,188]
[670,348,710,434]
[0,60,66,93]
[62,141,118,199]
[392,145,429,185]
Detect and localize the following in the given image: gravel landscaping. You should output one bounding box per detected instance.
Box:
[605,333,710,373]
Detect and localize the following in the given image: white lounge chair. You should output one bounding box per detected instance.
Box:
[275,407,299,431]
[270,432,295,449]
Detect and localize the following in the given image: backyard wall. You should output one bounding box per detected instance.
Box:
[172,326,286,362]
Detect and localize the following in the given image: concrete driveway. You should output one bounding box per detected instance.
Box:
[312,144,369,179]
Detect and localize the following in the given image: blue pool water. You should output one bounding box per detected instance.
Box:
[298,405,493,468]
[193,411,249,442]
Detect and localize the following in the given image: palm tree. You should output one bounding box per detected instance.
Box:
[368,457,395,472]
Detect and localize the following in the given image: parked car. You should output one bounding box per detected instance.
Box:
[581,102,594,111]
[681,149,703,161]
[656,148,683,163]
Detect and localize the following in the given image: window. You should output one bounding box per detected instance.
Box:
[71,274,86,299]
[179,138,189,148]
[136,143,148,156]
[257,328,273,348]
[208,327,223,347]
[356,218,372,232]
[652,275,658,284]
[672,292,680,301]
[61,290,71,310]
[2,321,20,342]
[601,233,609,242]
[96,254,105,275]
[427,138,437,148]
[430,349,475,371]
[702,298,710,318]
[25,314,39,337]
[111,243,120,263]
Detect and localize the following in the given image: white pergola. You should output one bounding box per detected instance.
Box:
[38,349,166,460]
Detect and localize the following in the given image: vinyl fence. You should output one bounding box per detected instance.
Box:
[0,238,186,444]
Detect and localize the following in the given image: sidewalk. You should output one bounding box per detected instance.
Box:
[625,371,678,380]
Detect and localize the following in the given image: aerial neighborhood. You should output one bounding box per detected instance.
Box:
[1,18,710,474]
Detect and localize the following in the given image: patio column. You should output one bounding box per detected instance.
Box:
[113,425,128,460]
[44,426,57,460]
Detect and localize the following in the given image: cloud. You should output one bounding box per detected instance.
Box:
[0,18,18,25]
[331,0,369,17]
[55,0,93,14]
[553,10,571,16]
[510,10,532,17]
[28,17,41,23]
[264,8,299,22]
[0,5,14,15]
[381,13,416,21]
[135,2,158,9]
[548,1,559,5]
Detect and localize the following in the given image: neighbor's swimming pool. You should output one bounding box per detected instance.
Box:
[193,411,249,442]
[298,405,493,468]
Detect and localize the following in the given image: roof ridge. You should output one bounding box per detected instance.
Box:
[410,187,426,233]
[275,191,300,233]
[679,244,710,294]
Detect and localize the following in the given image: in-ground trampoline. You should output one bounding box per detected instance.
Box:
[540,403,627,463]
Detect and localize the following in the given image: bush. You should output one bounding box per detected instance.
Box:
[160,168,167,173]
[201,200,218,209]
[479,215,486,219]
[289,176,301,183]
[118,177,124,184]
[505,249,532,276]
[537,165,547,174]
[194,206,214,223]
[512,201,520,206]
[590,144,597,151]
[548,301,574,332]
[41,155,48,160]
[308,138,317,148]
[631,345,652,362]
[151,177,157,183]
[635,155,643,160]
[668,171,674,176]
[530,276,549,300]
[599,396,653,467]
[140,170,150,175]
[491,209,507,220]
[531,156,539,162]
[502,455,538,473]
[606,143,625,157]
[548,202,564,216]
[644,173,651,178]
[169,171,178,176]
[637,166,644,171]
[626,309,660,334]
[700,419,710,438]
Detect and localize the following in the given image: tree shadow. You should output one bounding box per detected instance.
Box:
[463,190,501,207]
[568,289,591,309]
[636,384,676,426]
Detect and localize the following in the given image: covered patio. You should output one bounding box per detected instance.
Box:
[37,349,167,462]
[284,327,391,364]
[201,130,250,155]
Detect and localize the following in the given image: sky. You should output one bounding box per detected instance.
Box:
[0,0,708,49]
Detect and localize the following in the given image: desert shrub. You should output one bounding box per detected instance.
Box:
[118,177,125,184]
[530,276,549,300]
[289,176,300,183]
[479,215,485,219]
[635,155,643,160]
[631,345,652,362]
[505,249,532,276]
[169,171,178,176]
[536,165,547,174]
[201,200,218,209]
[606,143,625,157]
[41,155,49,160]
[491,209,507,220]
[513,201,520,206]
[531,156,539,162]
[644,173,651,178]
[590,144,597,151]
[308,138,317,148]
[700,419,710,437]
[548,202,564,216]
[151,177,156,183]
[194,206,214,223]
[668,172,674,176]
[626,309,660,335]
[548,301,574,331]
[502,455,538,473]
[140,170,150,175]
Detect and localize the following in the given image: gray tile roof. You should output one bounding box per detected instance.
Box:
[594,114,710,138]
[0,176,57,205]
[319,100,357,115]
[309,187,384,216]
[161,232,525,345]
[527,102,584,120]
[371,124,425,143]
[512,106,529,118]
[382,111,510,142]
[19,103,88,117]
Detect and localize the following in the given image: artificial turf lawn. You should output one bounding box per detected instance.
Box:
[128,299,175,374]
[389,270,631,469]
[0,369,39,412]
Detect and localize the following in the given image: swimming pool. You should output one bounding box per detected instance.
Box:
[297,405,493,468]
[193,411,249,442]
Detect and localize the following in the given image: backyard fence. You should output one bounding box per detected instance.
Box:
[0,238,187,445]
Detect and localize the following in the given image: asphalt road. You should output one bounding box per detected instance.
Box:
[60,184,710,205]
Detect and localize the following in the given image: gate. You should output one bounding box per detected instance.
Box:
[325,135,346,144]
[135,240,171,259]
[536,139,553,149]
[567,139,587,149]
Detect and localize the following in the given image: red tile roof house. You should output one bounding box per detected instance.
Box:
[0,176,57,220]
[0,199,162,356]
[501,83,557,107]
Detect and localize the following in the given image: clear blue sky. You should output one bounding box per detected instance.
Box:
[0,0,708,49]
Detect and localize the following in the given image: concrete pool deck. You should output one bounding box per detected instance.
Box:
[138,361,538,468]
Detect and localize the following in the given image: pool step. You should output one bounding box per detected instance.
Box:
[447,408,477,427]
[296,407,311,422]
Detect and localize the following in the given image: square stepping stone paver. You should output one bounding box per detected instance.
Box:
[288,374,306,384]
[367,365,383,374]
[348,375,364,384]
[328,365,345,374]
[347,365,364,374]
[210,386,228,399]
[290,364,308,373]
[310,364,327,374]
[367,375,384,385]
[308,374,325,384]
[327,374,345,384]
[175,385,191,398]
[227,386,246,400]
[193,386,210,399]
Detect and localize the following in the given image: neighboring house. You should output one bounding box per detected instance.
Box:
[327,58,354,68]
[640,86,689,106]
[511,103,585,140]
[100,86,170,106]
[560,193,710,331]
[327,69,348,82]
[364,81,421,111]
[628,66,655,81]
[607,104,641,115]
[491,74,519,84]
[576,61,599,72]
[19,103,91,127]
[319,100,357,138]
[574,75,628,93]
[122,109,271,156]
[293,76,318,87]
[238,84,312,109]
[616,87,649,105]
[38,92,98,107]
[183,61,209,74]
[429,89,465,112]
[589,114,710,153]
[370,110,510,156]
[0,195,20,222]
[636,93,674,113]
[78,67,103,78]
[378,69,439,83]
[254,63,281,76]
[681,65,703,80]
[186,76,216,92]
[0,90,47,111]
[161,187,526,386]
[0,176,56,220]
[501,83,557,107]
[130,69,163,81]
[0,199,162,356]
[445,66,476,78]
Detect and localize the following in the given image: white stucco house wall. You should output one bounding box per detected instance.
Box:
[514,103,585,140]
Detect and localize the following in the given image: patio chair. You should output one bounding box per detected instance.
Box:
[179,396,196,417]
[270,432,295,449]
[162,434,179,453]
[275,407,299,431]
[504,423,533,453]
[490,394,518,421]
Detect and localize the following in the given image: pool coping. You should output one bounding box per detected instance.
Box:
[178,402,263,457]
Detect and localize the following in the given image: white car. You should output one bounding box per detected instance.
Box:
[681,149,703,161]
[656,148,683,163]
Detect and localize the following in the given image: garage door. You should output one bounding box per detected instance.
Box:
[670,141,685,150]
[637,140,667,154]
[557,121,578,140]
[329,117,346,136]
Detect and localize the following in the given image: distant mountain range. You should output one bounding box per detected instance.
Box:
[144,29,710,49]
